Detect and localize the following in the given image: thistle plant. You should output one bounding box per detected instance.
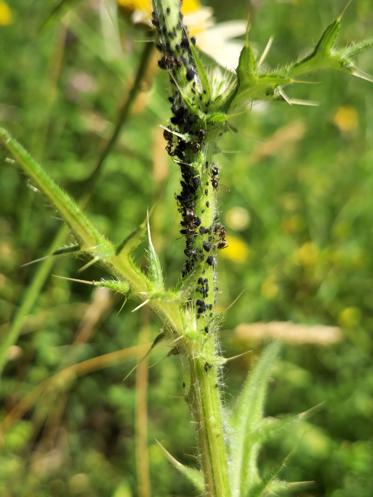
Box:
[0,1,372,496]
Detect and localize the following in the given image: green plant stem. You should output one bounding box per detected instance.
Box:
[0,43,154,377]
[187,354,231,497]
[0,127,184,333]
[151,0,233,494]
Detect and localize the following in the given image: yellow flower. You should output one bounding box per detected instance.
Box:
[117,0,246,70]
[333,106,359,133]
[294,242,319,267]
[118,0,199,19]
[220,234,250,264]
[0,0,12,26]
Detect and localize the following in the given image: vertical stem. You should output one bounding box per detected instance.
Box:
[151,0,232,495]
[187,352,231,497]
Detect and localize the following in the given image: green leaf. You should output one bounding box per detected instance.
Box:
[340,38,373,59]
[251,478,312,497]
[293,2,351,73]
[237,43,257,88]
[189,43,212,102]
[157,441,204,492]
[229,341,281,497]
[146,213,164,290]
[250,415,300,446]
[116,219,147,256]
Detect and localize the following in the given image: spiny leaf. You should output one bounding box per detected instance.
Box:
[294,2,350,70]
[146,212,164,290]
[157,441,204,492]
[251,478,313,497]
[0,127,112,255]
[189,43,212,102]
[230,341,281,497]
[250,403,320,446]
[250,415,300,446]
[312,15,341,56]
[116,218,147,256]
[53,275,130,296]
[341,38,373,59]
[237,42,257,88]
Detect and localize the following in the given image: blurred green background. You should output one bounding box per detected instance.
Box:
[0,0,372,496]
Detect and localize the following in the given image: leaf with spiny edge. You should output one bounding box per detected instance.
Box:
[156,441,204,492]
[116,217,147,257]
[229,341,281,497]
[250,478,313,497]
[140,289,181,303]
[248,442,313,497]
[230,2,372,109]
[249,402,321,447]
[341,38,373,59]
[250,415,300,446]
[237,26,257,88]
[288,2,373,83]
[291,1,351,73]
[146,212,164,291]
[53,275,130,296]
[189,43,212,103]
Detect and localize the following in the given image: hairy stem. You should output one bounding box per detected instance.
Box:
[151,0,231,495]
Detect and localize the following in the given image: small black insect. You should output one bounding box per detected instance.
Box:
[203,241,211,252]
[206,255,215,266]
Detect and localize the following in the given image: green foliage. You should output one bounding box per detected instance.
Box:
[0,1,373,497]
[230,342,281,497]
[157,441,204,492]
[0,128,111,253]
[233,5,373,106]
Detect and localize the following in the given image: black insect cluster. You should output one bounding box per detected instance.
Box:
[152,5,227,321]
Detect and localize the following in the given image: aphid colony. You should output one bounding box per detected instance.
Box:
[152,4,227,322]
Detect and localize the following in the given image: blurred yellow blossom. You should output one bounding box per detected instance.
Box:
[118,0,199,19]
[117,0,245,70]
[338,307,361,328]
[294,242,319,267]
[220,235,250,264]
[333,106,359,133]
[0,1,12,25]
